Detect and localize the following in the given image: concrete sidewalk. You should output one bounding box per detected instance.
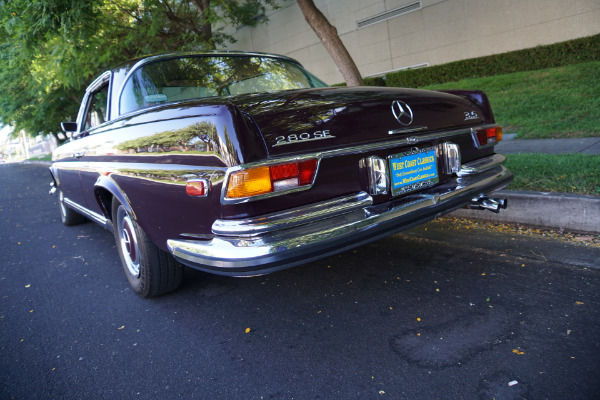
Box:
[496,134,600,155]
[451,135,600,234]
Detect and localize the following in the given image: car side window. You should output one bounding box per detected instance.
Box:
[83,84,109,131]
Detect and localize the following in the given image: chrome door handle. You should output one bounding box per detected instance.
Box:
[72,153,84,159]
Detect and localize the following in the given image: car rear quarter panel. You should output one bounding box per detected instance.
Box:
[52,102,267,252]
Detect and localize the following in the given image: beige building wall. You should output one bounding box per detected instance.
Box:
[224,0,600,84]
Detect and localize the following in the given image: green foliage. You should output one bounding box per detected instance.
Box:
[422,61,600,139]
[362,76,385,87]
[333,76,385,87]
[0,0,279,138]
[385,35,600,88]
[504,153,600,195]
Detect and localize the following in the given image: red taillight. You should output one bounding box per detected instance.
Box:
[186,179,210,197]
[226,159,318,199]
[270,163,299,181]
[475,126,503,147]
[298,159,318,185]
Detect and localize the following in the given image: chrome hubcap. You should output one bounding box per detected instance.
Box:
[117,207,140,278]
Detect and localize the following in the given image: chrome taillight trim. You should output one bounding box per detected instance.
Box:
[471,126,502,149]
[220,156,322,204]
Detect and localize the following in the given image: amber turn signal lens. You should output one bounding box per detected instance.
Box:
[226,166,272,199]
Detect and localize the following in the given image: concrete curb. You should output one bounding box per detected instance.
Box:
[450,190,600,234]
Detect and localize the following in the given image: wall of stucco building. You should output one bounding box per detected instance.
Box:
[224,0,600,84]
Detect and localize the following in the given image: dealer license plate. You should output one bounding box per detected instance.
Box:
[388,147,439,196]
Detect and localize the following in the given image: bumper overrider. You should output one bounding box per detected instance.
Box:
[167,154,512,276]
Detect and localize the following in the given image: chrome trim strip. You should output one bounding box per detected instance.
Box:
[74,71,113,137]
[388,126,427,135]
[63,197,113,231]
[213,192,373,237]
[88,71,112,93]
[168,159,512,274]
[51,162,228,186]
[318,126,474,158]
[457,154,506,176]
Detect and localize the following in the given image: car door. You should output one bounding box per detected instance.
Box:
[77,74,111,215]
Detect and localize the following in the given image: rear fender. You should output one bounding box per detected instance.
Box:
[93,174,135,221]
[438,90,495,124]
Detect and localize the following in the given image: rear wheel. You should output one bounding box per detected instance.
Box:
[112,198,183,297]
[58,190,87,226]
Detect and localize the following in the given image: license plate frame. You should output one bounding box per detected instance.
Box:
[388,146,439,197]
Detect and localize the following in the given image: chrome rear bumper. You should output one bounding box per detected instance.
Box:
[167,155,513,276]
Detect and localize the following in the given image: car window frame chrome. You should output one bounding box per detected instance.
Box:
[75,71,113,139]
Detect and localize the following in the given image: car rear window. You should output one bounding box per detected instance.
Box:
[119,55,327,115]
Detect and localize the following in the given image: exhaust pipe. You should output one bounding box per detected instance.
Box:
[467,197,507,213]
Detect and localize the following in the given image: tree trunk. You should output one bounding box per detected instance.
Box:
[189,0,216,49]
[296,0,363,86]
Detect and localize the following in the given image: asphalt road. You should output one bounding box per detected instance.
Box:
[2,163,599,400]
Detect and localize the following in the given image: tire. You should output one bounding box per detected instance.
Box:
[112,198,183,297]
[58,190,88,226]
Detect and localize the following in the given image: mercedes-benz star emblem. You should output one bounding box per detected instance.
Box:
[391,100,414,126]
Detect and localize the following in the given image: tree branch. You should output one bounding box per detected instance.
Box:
[296,0,363,86]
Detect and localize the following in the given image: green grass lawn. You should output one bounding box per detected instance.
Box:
[27,154,52,161]
[503,153,600,195]
[422,61,600,139]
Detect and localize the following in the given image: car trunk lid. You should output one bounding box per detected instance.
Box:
[228,86,486,156]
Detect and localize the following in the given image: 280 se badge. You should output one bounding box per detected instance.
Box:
[50,51,512,297]
[273,130,334,147]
